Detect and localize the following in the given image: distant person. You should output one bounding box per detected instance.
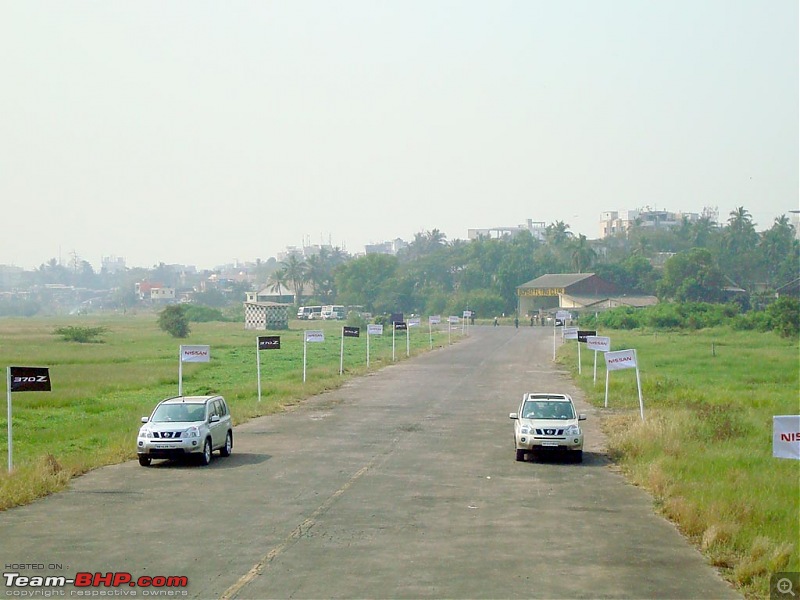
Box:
[493,317,498,327]
[514,316,519,329]
[530,316,534,327]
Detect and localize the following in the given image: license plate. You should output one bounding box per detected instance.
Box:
[155,444,176,449]
[541,441,559,447]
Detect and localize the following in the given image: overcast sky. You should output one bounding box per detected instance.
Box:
[1,1,797,271]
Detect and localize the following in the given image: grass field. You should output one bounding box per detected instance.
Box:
[558,327,799,599]
[0,313,456,509]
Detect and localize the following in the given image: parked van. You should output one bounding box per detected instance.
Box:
[297,306,322,320]
[321,305,346,320]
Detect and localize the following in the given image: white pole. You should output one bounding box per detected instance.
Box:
[604,368,610,408]
[552,324,556,361]
[303,335,307,382]
[256,340,262,402]
[448,322,451,345]
[578,341,582,375]
[367,330,370,368]
[406,326,410,357]
[178,345,184,396]
[593,350,598,385]
[392,326,396,361]
[7,367,12,472]
[429,321,432,349]
[339,327,345,375]
[635,350,645,421]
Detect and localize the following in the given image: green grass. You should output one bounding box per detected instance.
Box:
[560,328,800,599]
[0,313,456,508]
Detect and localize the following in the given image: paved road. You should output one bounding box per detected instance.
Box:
[0,326,738,599]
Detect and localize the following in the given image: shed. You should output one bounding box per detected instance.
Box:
[244,301,290,330]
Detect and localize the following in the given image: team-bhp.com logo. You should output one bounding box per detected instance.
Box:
[4,571,188,594]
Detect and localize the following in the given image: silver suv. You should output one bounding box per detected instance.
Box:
[137,395,233,466]
[510,392,585,462]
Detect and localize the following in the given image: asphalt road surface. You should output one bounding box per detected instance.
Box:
[0,326,739,599]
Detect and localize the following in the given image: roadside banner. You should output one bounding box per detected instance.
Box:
[604,349,645,421]
[773,416,800,460]
[256,336,280,402]
[6,367,52,471]
[586,335,611,384]
[340,327,361,375]
[564,327,578,340]
[303,330,324,382]
[179,345,210,396]
[366,324,382,368]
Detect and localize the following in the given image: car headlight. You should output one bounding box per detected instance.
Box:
[139,428,153,439]
[184,426,200,438]
[563,424,581,436]
[520,425,532,435]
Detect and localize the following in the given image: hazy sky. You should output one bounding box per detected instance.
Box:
[2,1,797,271]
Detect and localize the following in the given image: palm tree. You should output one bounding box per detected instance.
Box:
[281,254,308,305]
[267,267,288,299]
[570,235,597,273]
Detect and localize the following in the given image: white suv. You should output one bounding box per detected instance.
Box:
[509,393,585,462]
[137,395,233,466]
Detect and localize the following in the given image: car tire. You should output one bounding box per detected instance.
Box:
[200,438,212,466]
[515,449,525,462]
[219,431,233,457]
[138,455,151,467]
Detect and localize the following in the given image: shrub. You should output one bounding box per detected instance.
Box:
[157,305,190,338]
[184,305,227,323]
[53,326,108,343]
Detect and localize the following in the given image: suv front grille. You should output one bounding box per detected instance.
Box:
[535,428,564,436]
[154,431,182,439]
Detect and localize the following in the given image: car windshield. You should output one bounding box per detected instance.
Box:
[522,400,574,420]
[151,403,206,423]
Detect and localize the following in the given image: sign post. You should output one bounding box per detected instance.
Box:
[553,310,570,360]
[576,330,597,376]
[256,336,280,402]
[366,323,383,367]
[586,335,611,384]
[340,326,360,375]
[7,366,52,472]
[773,416,800,460]
[179,345,210,396]
[303,330,325,382]
[604,349,645,420]
[428,315,440,349]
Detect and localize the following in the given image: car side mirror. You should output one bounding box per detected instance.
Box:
[578,414,587,421]
[141,416,149,423]
[509,413,518,420]
[210,415,220,423]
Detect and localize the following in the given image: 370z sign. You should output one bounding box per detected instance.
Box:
[9,367,51,392]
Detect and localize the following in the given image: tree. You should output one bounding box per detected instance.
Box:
[335,254,398,312]
[570,235,597,273]
[658,249,726,303]
[267,267,288,298]
[158,305,190,338]
[281,254,308,305]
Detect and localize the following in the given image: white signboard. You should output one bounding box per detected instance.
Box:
[563,327,579,340]
[448,316,460,324]
[556,310,571,322]
[305,330,325,343]
[429,315,441,325]
[773,415,800,460]
[586,336,611,352]
[367,324,383,335]
[605,349,637,371]
[181,345,210,363]
[408,317,421,327]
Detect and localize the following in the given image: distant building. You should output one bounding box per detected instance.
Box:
[516,273,657,316]
[599,207,716,238]
[468,219,548,242]
[243,301,289,330]
[101,256,126,274]
[364,238,408,255]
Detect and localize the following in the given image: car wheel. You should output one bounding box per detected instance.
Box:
[515,449,525,462]
[219,431,233,457]
[200,438,212,466]
[138,455,151,467]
